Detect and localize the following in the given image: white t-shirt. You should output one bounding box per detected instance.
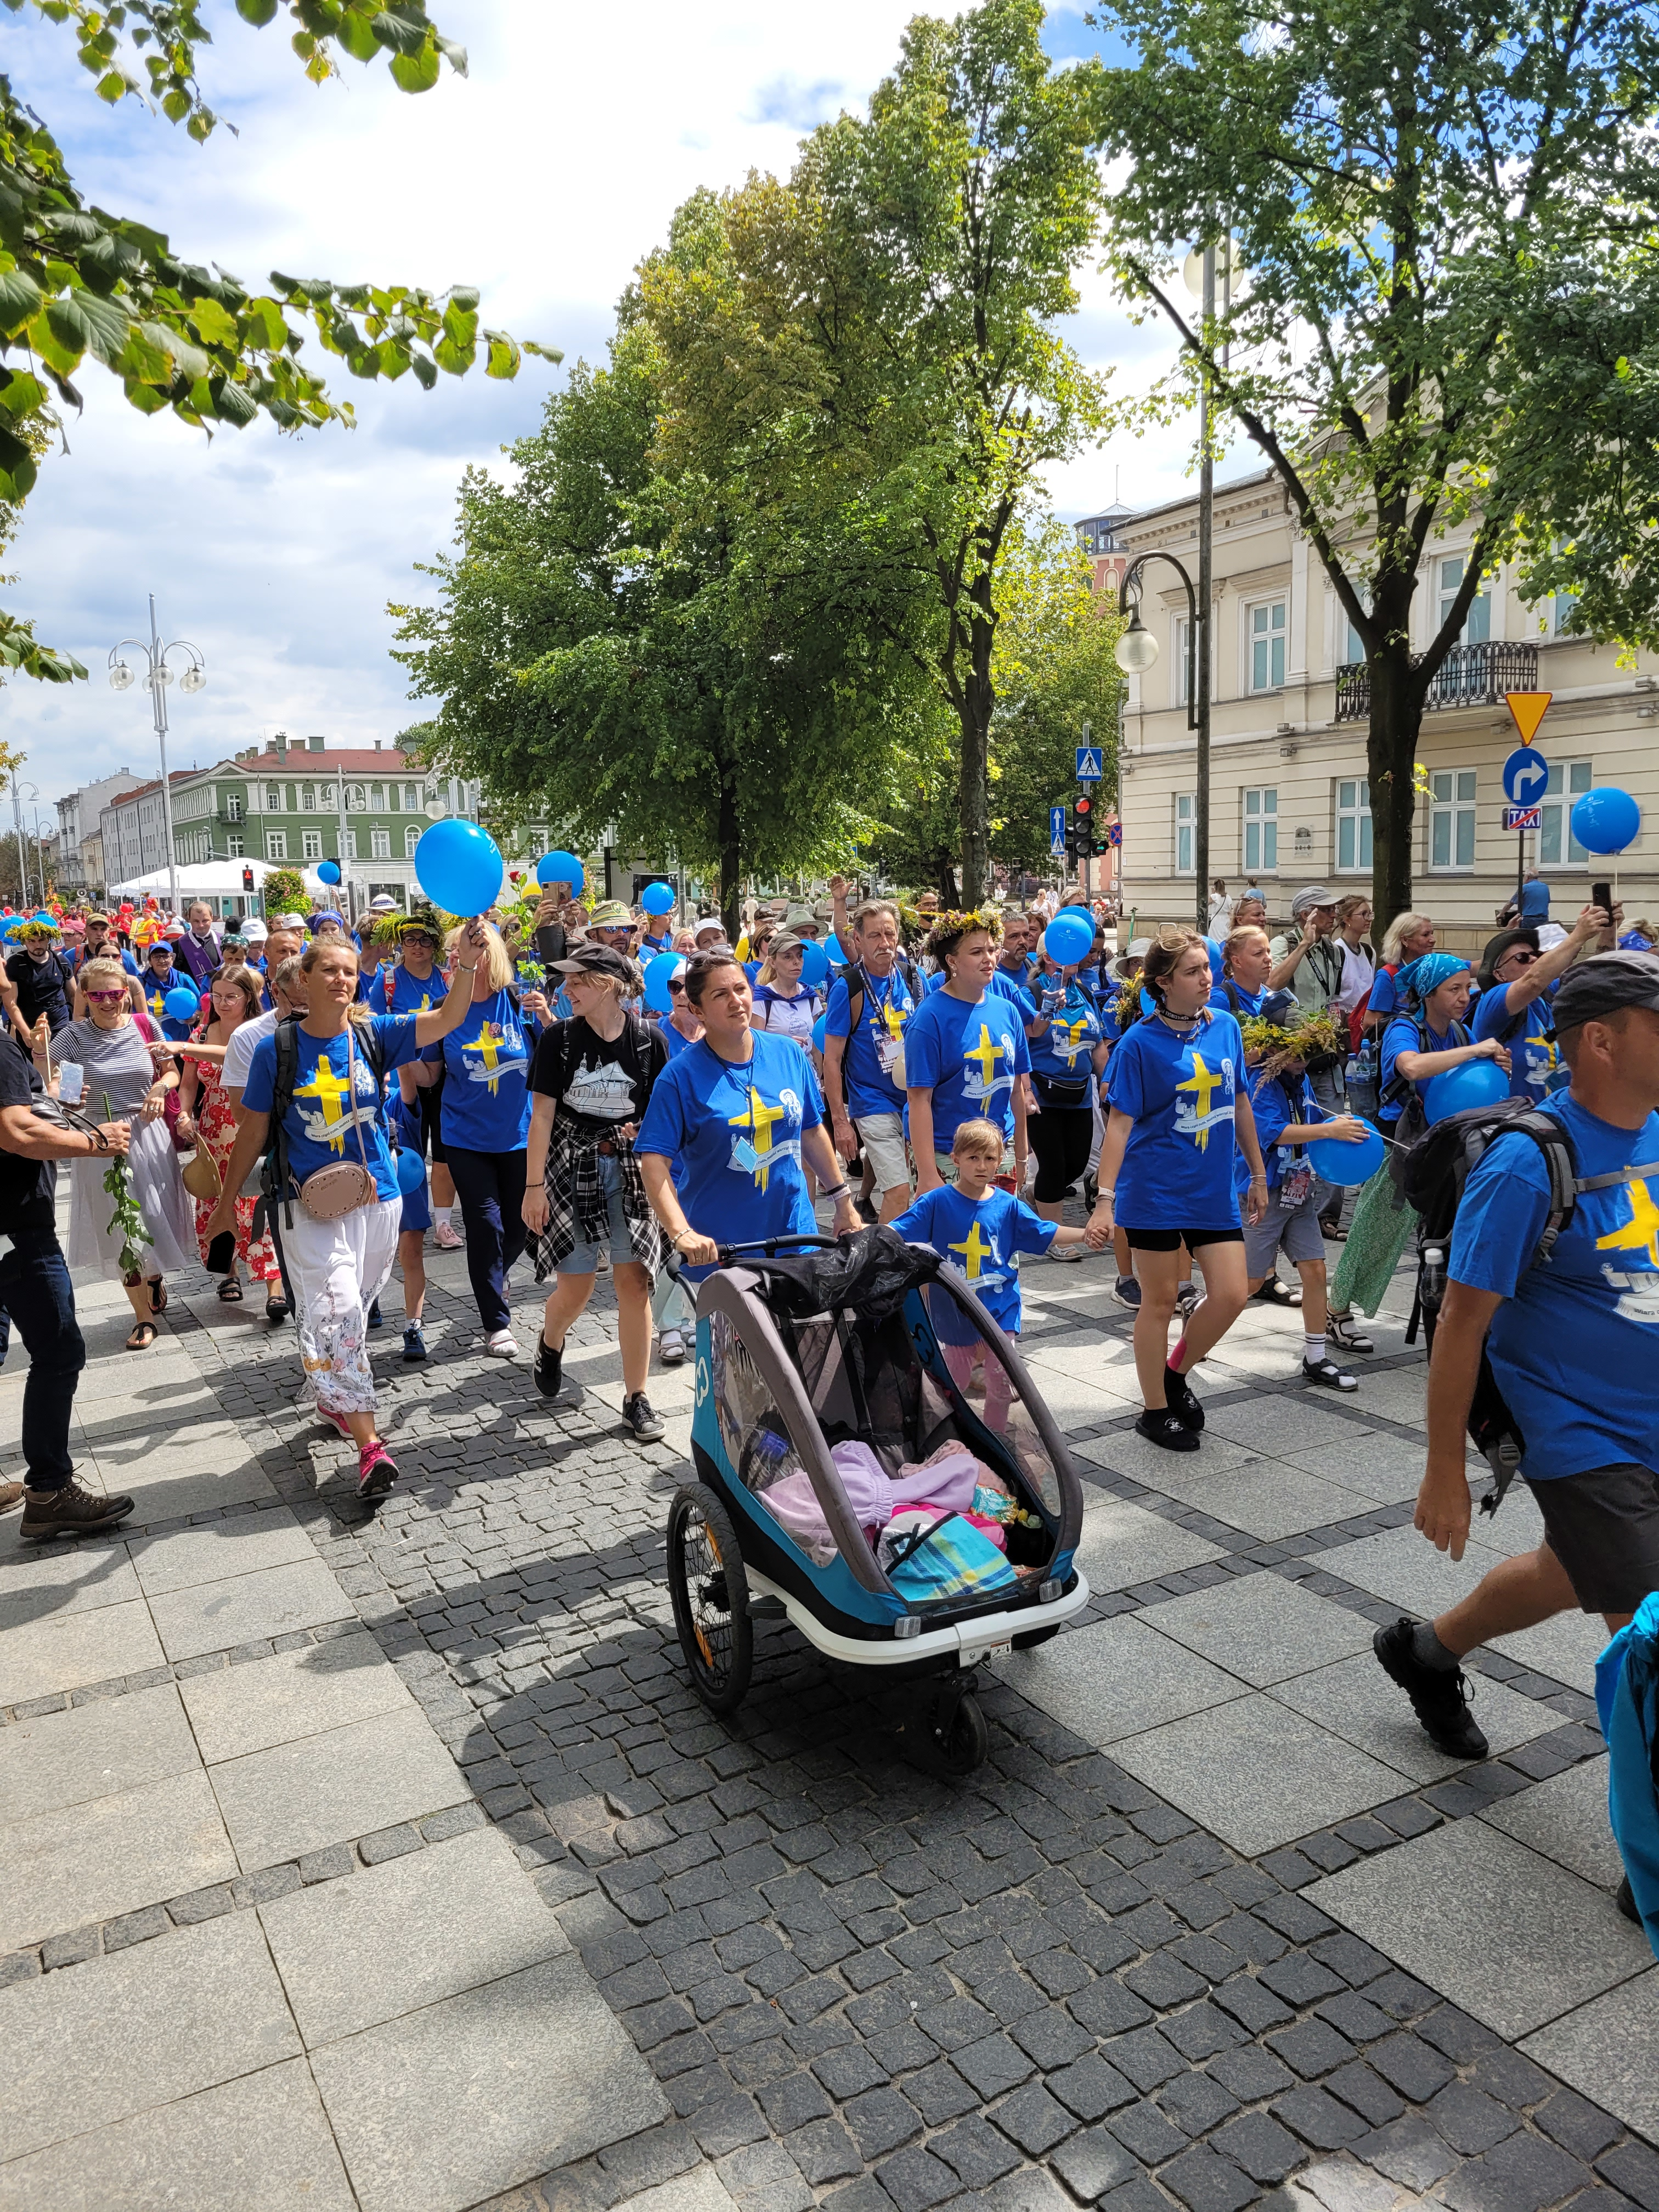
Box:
[223,1007,280,1093]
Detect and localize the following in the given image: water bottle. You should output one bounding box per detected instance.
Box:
[1420,1242,1447,1310]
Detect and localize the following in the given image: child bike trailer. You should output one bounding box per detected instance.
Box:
[666,1228,1090,1775]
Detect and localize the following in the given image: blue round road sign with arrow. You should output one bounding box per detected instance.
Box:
[1502,746,1549,808]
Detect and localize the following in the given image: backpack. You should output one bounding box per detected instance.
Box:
[262,1014,390,1229]
[1401,1099,1659,1511]
[836,955,923,1039]
[1595,1594,1659,1957]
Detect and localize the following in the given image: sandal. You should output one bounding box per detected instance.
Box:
[265,1293,289,1324]
[125,1321,159,1352]
[1250,1279,1301,1307]
[217,1278,245,1303]
[148,1280,168,1314]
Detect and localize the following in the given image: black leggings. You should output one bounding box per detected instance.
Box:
[444,1146,528,1334]
[1028,1107,1095,1203]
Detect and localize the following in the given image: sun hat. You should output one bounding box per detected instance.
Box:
[586,900,634,930]
[1111,937,1152,980]
[1477,927,1541,988]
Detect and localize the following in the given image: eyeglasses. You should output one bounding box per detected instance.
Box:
[86,989,127,1005]
[1503,949,1542,968]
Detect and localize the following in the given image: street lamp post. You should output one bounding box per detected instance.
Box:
[1115,551,1205,929]
[29,810,51,909]
[7,771,38,911]
[109,595,205,920]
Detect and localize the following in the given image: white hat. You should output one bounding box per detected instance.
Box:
[692,916,728,943]
[242,916,268,941]
[369,893,398,912]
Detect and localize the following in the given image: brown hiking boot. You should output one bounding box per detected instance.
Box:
[0,1481,24,1515]
[19,1480,136,1543]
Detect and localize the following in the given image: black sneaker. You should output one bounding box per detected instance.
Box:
[1082,1170,1099,1210]
[1113,1276,1142,1312]
[1135,1409,1200,1454]
[1373,1617,1488,1759]
[1174,1282,1202,1322]
[1164,1363,1204,1431]
[622,1391,665,1443]
[366,1299,383,1329]
[19,1480,136,1542]
[402,1322,427,1364]
[1303,1355,1358,1392]
[533,1335,563,1399]
[1616,1873,1641,1925]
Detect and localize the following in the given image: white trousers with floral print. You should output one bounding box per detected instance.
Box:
[284,1197,400,1416]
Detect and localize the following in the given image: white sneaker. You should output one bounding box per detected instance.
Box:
[484,1329,520,1359]
[658,1328,686,1365]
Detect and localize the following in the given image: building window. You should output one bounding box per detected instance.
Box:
[1242,788,1277,874]
[1336,779,1373,872]
[1549,589,1579,637]
[370,783,385,810]
[1429,770,1476,870]
[224,797,242,823]
[345,831,359,860]
[404,782,420,810]
[1248,600,1286,692]
[302,784,315,811]
[302,831,323,860]
[405,825,421,859]
[264,783,283,811]
[1173,793,1195,876]
[265,831,287,861]
[227,834,245,860]
[370,830,391,860]
[1540,760,1592,867]
[1438,554,1491,646]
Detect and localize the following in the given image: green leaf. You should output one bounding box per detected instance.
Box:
[95,70,128,104]
[409,351,437,390]
[189,296,239,346]
[208,376,259,425]
[0,268,43,338]
[337,10,379,60]
[0,423,37,500]
[235,0,280,21]
[0,369,47,418]
[484,330,518,378]
[388,40,440,92]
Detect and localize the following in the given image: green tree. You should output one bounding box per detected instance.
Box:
[0,0,554,679]
[1095,0,1659,926]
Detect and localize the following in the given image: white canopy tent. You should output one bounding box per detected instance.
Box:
[106,860,334,913]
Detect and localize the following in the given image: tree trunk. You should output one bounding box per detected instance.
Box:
[957,584,995,906]
[1367,641,1422,933]
[718,771,742,945]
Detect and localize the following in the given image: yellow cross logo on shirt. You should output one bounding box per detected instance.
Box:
[1176,1052,1225,1152]
[469,1022,506,1093]
[949,1218,996,1280]
[1051,1013,1091,1066]
[729,1086,785,1191]
[1596,1178,1659,1270]
[964,1023,1006,1094]
[293,1052,356,1153]
[148,984,167,1019]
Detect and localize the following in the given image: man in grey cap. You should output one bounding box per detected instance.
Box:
[1269,887,1345,1010]
[1374,952,1659,1935]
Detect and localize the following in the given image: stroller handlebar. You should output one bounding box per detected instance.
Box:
[715,1233,845,1261]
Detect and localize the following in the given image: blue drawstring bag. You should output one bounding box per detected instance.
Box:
[1595,1591,1659,1960]
[884,1512,1019,1604]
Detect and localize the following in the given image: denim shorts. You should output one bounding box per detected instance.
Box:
[559,1152,636,1276]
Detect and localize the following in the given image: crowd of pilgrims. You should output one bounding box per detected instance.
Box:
[0,869,1632,1502]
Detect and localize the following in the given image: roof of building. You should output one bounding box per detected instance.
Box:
[1120,465,1279,532]
[105,771,196,810]
[233,747,419,775]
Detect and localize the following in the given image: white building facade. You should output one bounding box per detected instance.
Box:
[54,771,145,896]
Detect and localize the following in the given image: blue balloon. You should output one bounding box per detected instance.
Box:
[1307,1120,1386,1187]
[798,939,831,988]
[823,934,845,966]
[1425,1058,1510,1124]
[1570,786,1640,856]
[315,859,341,885]
[642,952,684,1014]
[395,1146,427,1196]
[812,1014,827,1052]
[641,881,675,917]
[1206,939,1226,981]
[165,986,200,1022]
[415,820,505,917]
[536,850,585,893]
[1042,911,1095,967]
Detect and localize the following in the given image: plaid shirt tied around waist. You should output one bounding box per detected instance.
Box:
[532,1118,662,1282]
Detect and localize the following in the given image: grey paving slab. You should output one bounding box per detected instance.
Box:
[1313,1521,1511,1620]
[991,1612,1250,1747]
[1337,1365,1429,1426]
[0,1681,197,1825]
[109,1457,281,1522]
[1271,1651,1561,1784]
[0,2057,354,2212]
[1522,1969,1659,2145]
[259,1825,569,2045]
[613,2175,740,2212]
[1131,1454,1371,1542]
[1481,1756,1627,1888]
[1013,1367,1142,1431]
[1307,1818,1654,2040]
[1076,1427,1253,1488]
[76,1386,225,1441]
[1073,1498,1226,1594]
[0,1596,166,1708]
[146,1556,355,1662]
[1205,1398,1373,1455]
[1285,1427,1436,1505]
[311,1951,670,2212]
[0,1764,239,1953]
[1491,1607,1611,1694]
[180,1629,415,1764]
[1140,1571,1377,1687]
[0,1541,141,1630]
[1108,1692,1409,1857]
[128,1506,313,1596]
[209,1705,471,1870]
[0,1910,299,2158]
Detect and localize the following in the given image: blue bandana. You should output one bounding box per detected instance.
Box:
[1396,951,1471,1006]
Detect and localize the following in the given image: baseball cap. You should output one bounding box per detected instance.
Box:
[1291,885,1338,917]
[586,900,633,930]
[550,945,635,983]
[692,916,728,942]
[1552,950,1659,1034]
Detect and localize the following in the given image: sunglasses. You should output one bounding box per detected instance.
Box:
[668,981,687,996]
[1503,948,1542,967]
[86,989,127,1004]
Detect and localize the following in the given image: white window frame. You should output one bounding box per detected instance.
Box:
[264,831,287,861]
[404,782,420,811]
[302,784,315,811]
[1242,787,1277,875]
[1246,598,1286,693]
[1438,553,1491,646]
[370,829,391,860]
[1173,792,1195,876]
[264,783,283,812]
[302,830,323,860]
[1428,769,1477,871]
[227,835,245,859]
[344,831,359,861]
[404,825,421,859]
[1539,759,1592,868]
[1335,778,1373,873]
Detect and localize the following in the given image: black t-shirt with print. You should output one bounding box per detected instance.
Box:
[531,1014,667,1135]
[0,1032,57,1234]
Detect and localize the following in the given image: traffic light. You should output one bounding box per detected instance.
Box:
[241,865,255,892]
[1074,791,1099,857]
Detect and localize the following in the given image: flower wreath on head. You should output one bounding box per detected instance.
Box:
[921,906,1005,960]
[14,919,63,946]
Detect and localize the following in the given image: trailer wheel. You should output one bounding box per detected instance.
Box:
[935,1689,989,1776]
[667,1484,753,1715]
[1011,1624,1060,1651]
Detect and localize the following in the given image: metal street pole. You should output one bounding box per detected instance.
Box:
[148,596,181,919]
[7,768,24,909]
[1195,241,1215,933]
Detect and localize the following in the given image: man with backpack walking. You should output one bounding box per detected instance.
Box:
[823,899,921,1224]
[1376,952,1659,1936]
[1471,903,1614,1101]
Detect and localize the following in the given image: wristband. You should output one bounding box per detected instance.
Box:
[821,1182,853,1201]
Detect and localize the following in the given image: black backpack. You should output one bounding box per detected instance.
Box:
[1401,1101,1659,1511]
[260,1014,390,1230]
[836,956,923,1039]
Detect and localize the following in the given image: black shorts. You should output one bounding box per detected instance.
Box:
[1525,1463,1659,1616]
[1122,1226,1244,1252]
[1028,1106,1094,1203]
[417,1070,448,1167]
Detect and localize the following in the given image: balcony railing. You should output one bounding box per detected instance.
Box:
[1334,639,1538,723]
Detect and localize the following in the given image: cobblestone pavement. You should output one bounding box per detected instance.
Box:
[3,1213,1657,2212]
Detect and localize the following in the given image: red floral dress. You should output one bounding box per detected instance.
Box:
[191,1048,279,1282]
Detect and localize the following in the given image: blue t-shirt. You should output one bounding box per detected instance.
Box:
[1368,966,1400,1022]
[1451,1096,1659,1479]
[1473,979,1560,1102]
[438,987,532,1151]
[923,966,1037,1020]
[635,1030,825,1274]
[901,987,1031,1149]
[242,1014,421,1203]
[1379,1013,1464,1123]
[1245,1064,1322,1193]
[1104,1009,1247,1228]
[140,970,194,1042]
[1026,980,1103,1098]
[892,1183,1055,1334]
[659,1017,701,1063]
[1210,980,1266,1022]
[823,966,916,1120]
[369,961,448,1018]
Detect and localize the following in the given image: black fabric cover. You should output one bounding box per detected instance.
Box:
[747,1226,940,1323]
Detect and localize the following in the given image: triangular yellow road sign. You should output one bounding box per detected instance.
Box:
[1505,692,1552,743]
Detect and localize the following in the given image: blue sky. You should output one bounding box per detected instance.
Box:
[5,0,1231,815]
